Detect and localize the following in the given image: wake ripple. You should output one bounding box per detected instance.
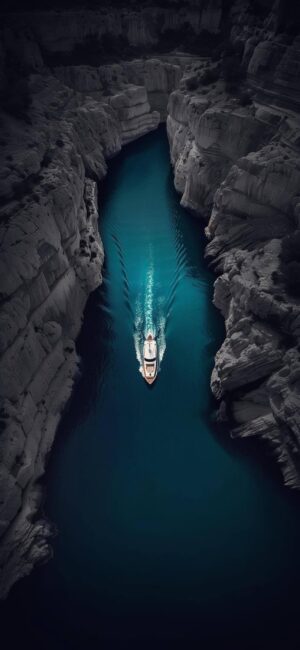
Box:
[112,215,187,378]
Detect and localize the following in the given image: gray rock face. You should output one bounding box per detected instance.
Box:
[5,2,223,55]
[1,0,300,598]
[53,57,183,122]
[167,5,300,488]
[0,35,184,596]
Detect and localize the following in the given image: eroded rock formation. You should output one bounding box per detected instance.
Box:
[1,0,300,597]
[0,27,184,597]
[167,0,300,487]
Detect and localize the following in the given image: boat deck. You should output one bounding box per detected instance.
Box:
[143,340,157,360]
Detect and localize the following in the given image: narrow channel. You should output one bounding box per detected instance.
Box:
[3,127,300,648]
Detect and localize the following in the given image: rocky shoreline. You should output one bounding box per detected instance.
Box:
[167,4,300,488]
[0,29,187,596]
[1,0,300,597]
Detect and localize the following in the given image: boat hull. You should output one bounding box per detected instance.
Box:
[143,371,157,385]
[142,334,158,384]
[142,361,158,384]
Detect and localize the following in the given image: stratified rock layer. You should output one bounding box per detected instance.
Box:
[1,0,300,599]
[0,37,182,597]
[167,2,300,488]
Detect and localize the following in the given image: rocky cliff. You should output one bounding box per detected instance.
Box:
[167,1,300,487]
[0,24,184,596]
[5,1,223,55]
[1,0,300,597]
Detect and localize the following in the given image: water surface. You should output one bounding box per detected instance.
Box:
[2,127,300,649]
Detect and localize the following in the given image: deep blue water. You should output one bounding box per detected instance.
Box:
[2,127,300,649]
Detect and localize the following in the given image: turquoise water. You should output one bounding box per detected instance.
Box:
[2,127,300,648]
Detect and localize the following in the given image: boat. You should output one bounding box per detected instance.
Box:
[142,334,158,385]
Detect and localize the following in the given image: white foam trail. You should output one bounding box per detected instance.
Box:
[157,313,166,364]
[144,258,154,336]
[156,297,166,364]
[133,331,143,368]
[133,294,143,369]
[133,256,169,375]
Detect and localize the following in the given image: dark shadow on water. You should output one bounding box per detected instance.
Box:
[59,274,114,432]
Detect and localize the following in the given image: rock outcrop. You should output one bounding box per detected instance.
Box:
[0,28,183,596]
[167,1,300,487]
[4,2,223,56]
[2,0,300,598]
[0,75,112,595]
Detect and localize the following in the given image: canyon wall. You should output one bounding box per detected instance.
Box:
[4,1,223,54]
[1,0,300,597]
[0,28,184,596]
[167,1,300,487]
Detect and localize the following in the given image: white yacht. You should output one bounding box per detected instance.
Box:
[142,334,158,385]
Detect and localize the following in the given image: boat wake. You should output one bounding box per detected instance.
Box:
[112,225,186,380]
[133,297,167,376]
[133,262,169,377]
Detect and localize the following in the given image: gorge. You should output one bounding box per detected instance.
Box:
[1,0,300,645]
[1,126,300,647]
